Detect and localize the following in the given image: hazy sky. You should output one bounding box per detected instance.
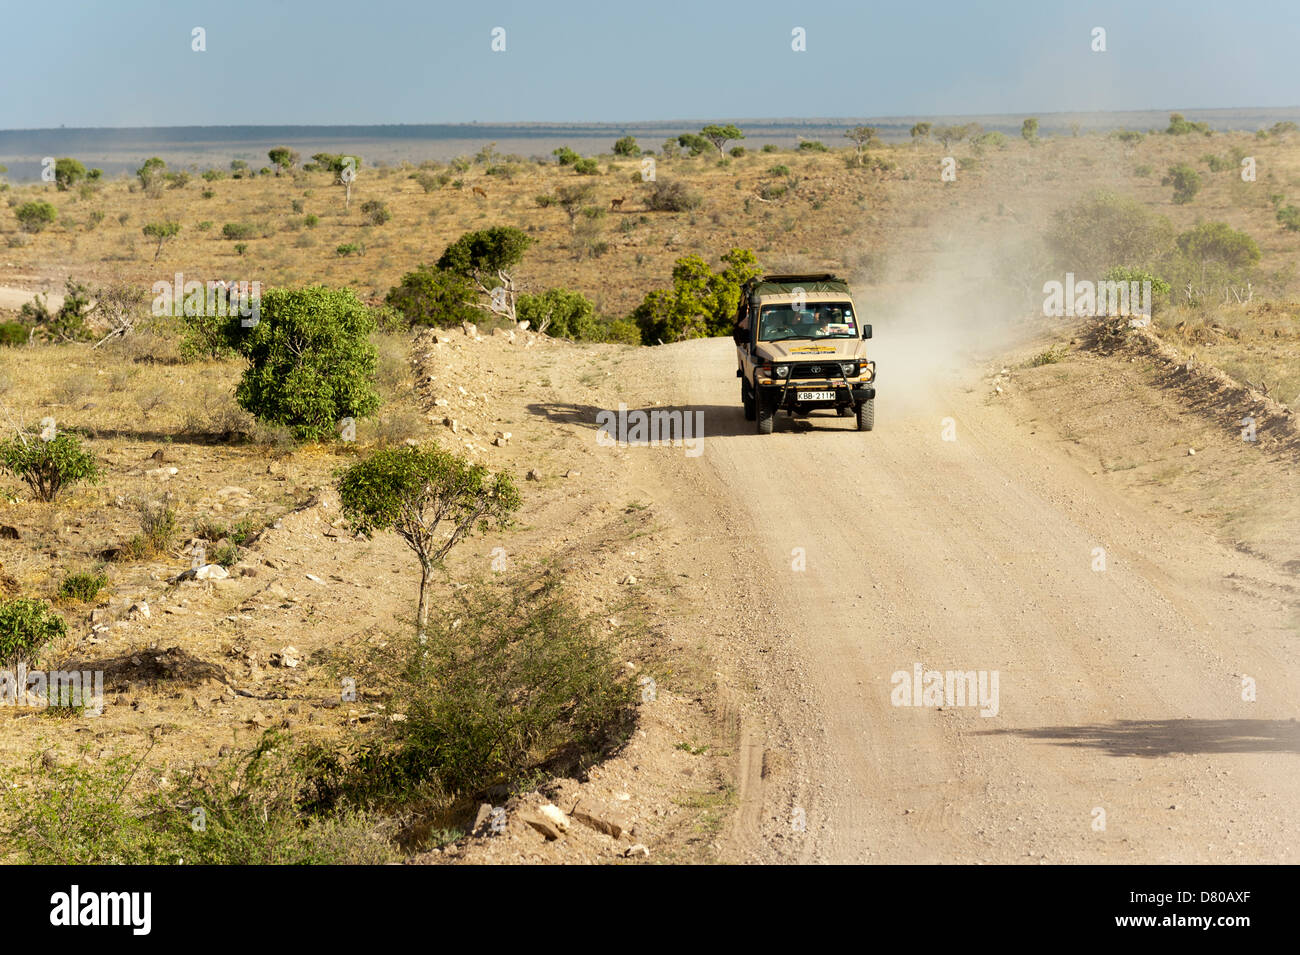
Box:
[2,0,1296,129]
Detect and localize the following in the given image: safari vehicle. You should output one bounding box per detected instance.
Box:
[732,273,876,434]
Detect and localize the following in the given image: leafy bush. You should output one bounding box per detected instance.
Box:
[385,265,479,328]
[222,222,257,240]
[360,200,391,225]
[0,322,27,347]
[1162,164,1202,204]
[179,309,243,362]
[612,136,640,156]
[516,288,599,340]
[53,158,87,191]
[767,164,790,176]
[630,247,761,343]
[58,570,108,602]
[335,243,363,257]
[0,432,100,502]
[304,214,319,228]
[14,201,56,233]
[235,286,381,441]
[645,180,701,212]
[1276,205,1300,232]
[1,738,399,864]
[601,318,642,345]
[572,158,600,175]
[346,582,636,805]
[797,140,828,152]
[1166,112,1211,136]
[553,146,580,166]
[0,598,66,666]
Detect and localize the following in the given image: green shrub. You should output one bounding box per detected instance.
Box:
[1134,164,1154,178]
[304,214,319,228]
[202,169,226,182]
[1276,205,1300,232]
[767,164,790,176]
[0,432,100,502]
[552,146,580,166]
[0,598,66,666]
[180,309,243,362]
[1,738,399,864]
[235,286,381,442]
[517,288,599,340]
[360,200,391,225]
[0,322,27,347]
[385,265,479,328]
[58,570,108,602]
[1162,163,1202,204]
[335,243,364,257]
[797,140,828,152]
[600,318,642,345]
[52,158,87,191]
[221,222,257,240]
[1166,112,1211,136]
[630,247,761,343]
[14,201,56,233]
[572,158,600,175]
[345,581,635,805]
[613,136,640,156]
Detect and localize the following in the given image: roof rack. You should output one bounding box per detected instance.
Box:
[761,272,841,283]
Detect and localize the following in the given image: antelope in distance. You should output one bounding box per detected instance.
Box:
[610,196,626,211]
[472,185,488,199]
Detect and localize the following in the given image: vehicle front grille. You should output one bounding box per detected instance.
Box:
[787,362,850,379]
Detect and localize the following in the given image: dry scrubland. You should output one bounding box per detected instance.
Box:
[0,123,1297,863]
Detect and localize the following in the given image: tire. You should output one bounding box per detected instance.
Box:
[757,391,775,434]
[856,397,875,432]
[742,382,756,421]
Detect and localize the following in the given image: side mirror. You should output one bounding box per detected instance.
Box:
[862,324,873,340]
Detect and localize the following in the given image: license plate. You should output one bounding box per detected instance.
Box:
[796,391,835,401]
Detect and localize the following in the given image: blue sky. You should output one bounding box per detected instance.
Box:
[1,0,1296,128]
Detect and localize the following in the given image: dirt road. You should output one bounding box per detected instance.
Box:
[638,337,1298,864]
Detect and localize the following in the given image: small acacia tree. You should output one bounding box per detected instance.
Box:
[268,147,299,175]
[235,286,381,441]
[338,445,521,640]
[845,125,880,165]
[700,124,744,156]
[142,221,180,261]
[0,430,100,502]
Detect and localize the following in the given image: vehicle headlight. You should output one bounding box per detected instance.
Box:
[774,364,790,378]
[841,362,857,376]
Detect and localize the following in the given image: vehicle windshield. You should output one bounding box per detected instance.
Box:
[758,302,858,341]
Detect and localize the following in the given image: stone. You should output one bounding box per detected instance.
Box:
[526,469,541,481]
[195,564,229,580]
[572,808,624,839]
[538,803,570,833]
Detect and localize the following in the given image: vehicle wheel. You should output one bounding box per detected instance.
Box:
[856,397,875,432]
[757,392,775,434]
[836,405,851,417]
[742,383,755,421]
